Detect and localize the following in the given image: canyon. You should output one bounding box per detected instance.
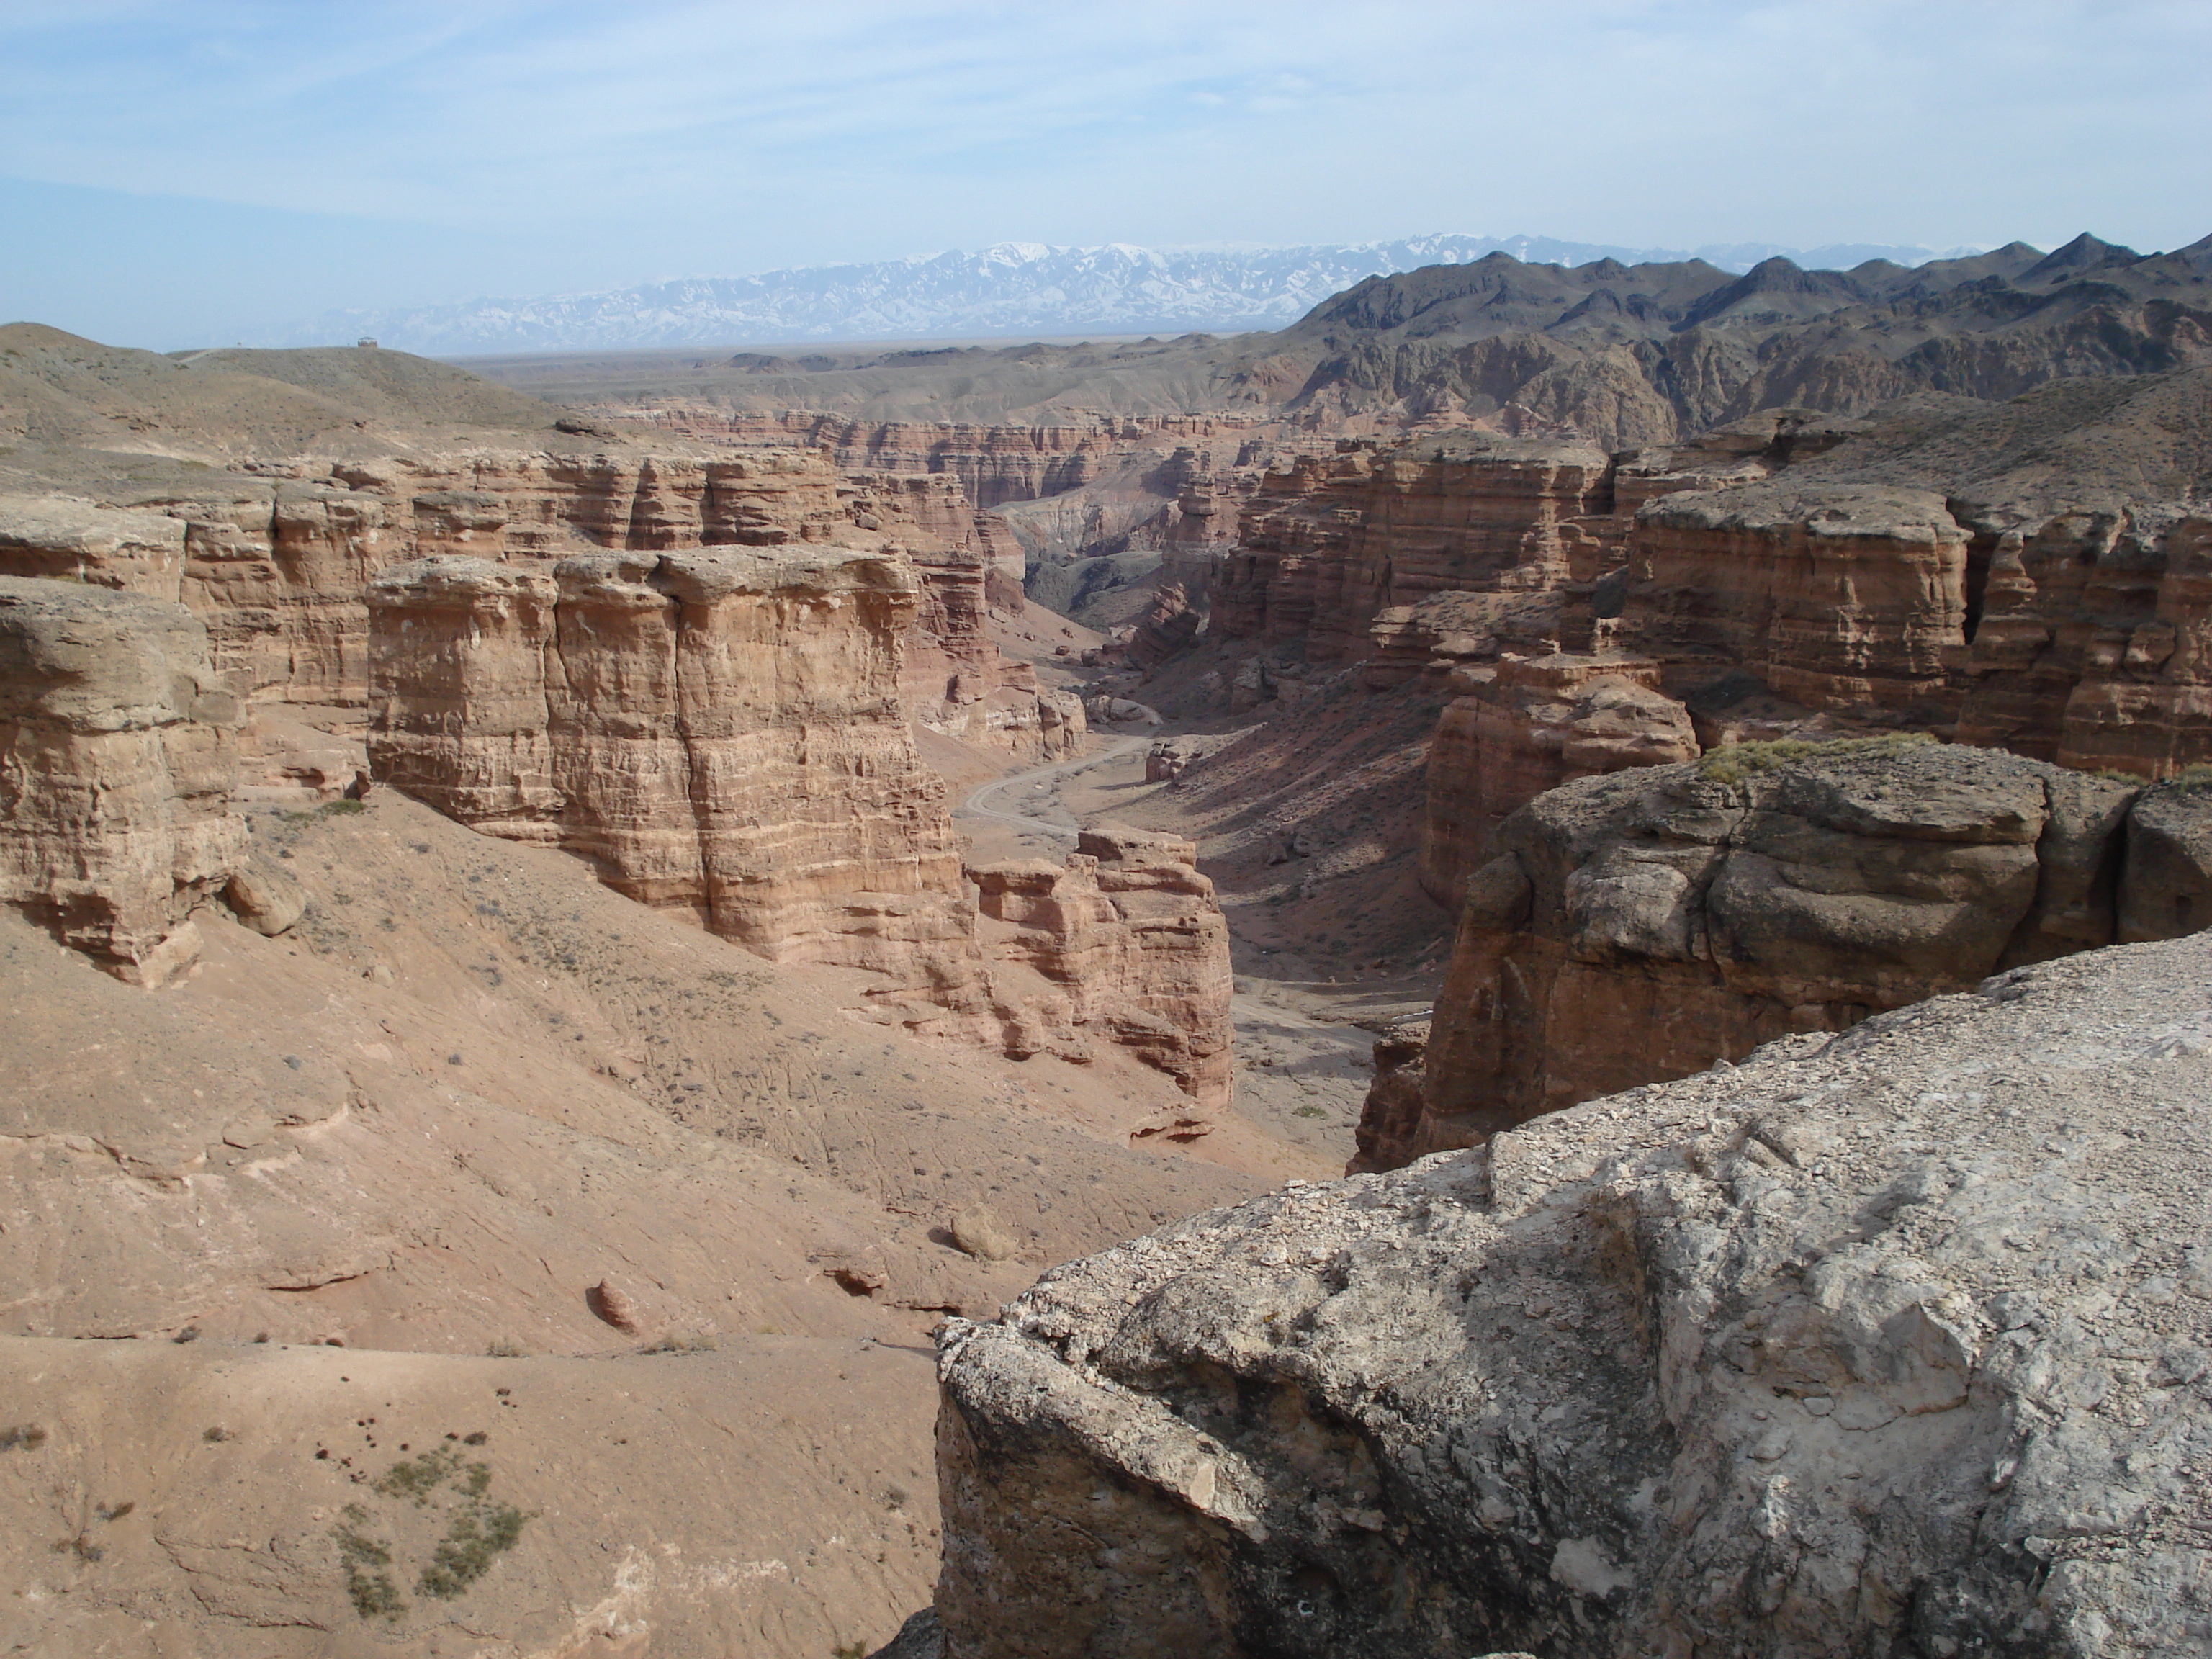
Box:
[3,237,2211,1658]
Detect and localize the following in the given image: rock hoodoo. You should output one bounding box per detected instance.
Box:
[968,827,1234,1115]
[1365,739,2212,1172]
[0,577,243,985]
[935,930,2212,1657]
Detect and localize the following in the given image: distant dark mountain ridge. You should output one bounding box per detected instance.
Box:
[1258,232,2212,445]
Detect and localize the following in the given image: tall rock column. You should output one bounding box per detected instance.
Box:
[0,577,243,984]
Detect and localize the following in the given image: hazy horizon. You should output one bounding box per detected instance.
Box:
[4,0,2207,350]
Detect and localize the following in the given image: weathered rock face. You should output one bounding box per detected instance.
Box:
[855,469,1084,759]
[1419,654,1698,907]
[0,577,243,984]
[367,550,974,984]
[969,827,1233,1114]
[665,410,1287,512]
[0,494,189,600]
[1123,582,1202,671]
[2,449,1080,757]
[1623,483,1972,719]
[369,562,1231,1083]
[934,929,2212,1658]
[1370,741,2212,1172]
[1213,434,1615,663]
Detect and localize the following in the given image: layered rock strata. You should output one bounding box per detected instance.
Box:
[0,577,243,984]
[1369,740,2212,1172]
[968,827,1233,1114]
[1213,433,1615,662]
[1623,484,1972,716]
[935,929,2212,1657]
[369,562,1228,1088]
[367,550,974,981]
[3,449,1077,758]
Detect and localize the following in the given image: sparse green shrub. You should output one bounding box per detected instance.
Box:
[374,1446,466,1506]
[1695,731,1934,785]
[416,1493,530,1599]
[334,1504,403,1620]
[485,1339,528,1359]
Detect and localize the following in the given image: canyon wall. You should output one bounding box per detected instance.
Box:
[1363,740,2212,1172]
[1211,432,1615,662]
[367,549,976,986]
[367,558,1226,1097]
[1183,380,2212,927]
[0,447,1077,758]
[934,929,2212,1658]
[627,410,1290,511]
[0,576,243,985]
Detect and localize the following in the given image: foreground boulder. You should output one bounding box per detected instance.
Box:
[935,931,2212,1657]
[0,577,242,983]
[1369,739,2212,1170]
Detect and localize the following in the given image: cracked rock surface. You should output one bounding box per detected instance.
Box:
[935,932,2212,1658]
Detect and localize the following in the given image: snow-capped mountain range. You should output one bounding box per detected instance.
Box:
[264,234,1984,356]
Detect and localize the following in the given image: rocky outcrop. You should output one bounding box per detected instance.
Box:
[968,827,1233,1115]
[1213,434,1615,663]
[934,928,2212,1657]
[367,550,974,985]
[1123,582,1202,670]
[1419,654,1698,907]
[1367,740,2212,1172]
[0,577,243,984]
[0,494,188,599]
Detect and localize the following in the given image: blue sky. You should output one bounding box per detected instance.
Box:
[4,0,2208,349]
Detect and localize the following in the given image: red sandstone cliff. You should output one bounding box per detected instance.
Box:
[366,557,1228,1100]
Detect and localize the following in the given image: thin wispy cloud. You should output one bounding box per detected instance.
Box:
[2,1,2206,346]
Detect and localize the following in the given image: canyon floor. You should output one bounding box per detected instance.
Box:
[963,631,1455,1172]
